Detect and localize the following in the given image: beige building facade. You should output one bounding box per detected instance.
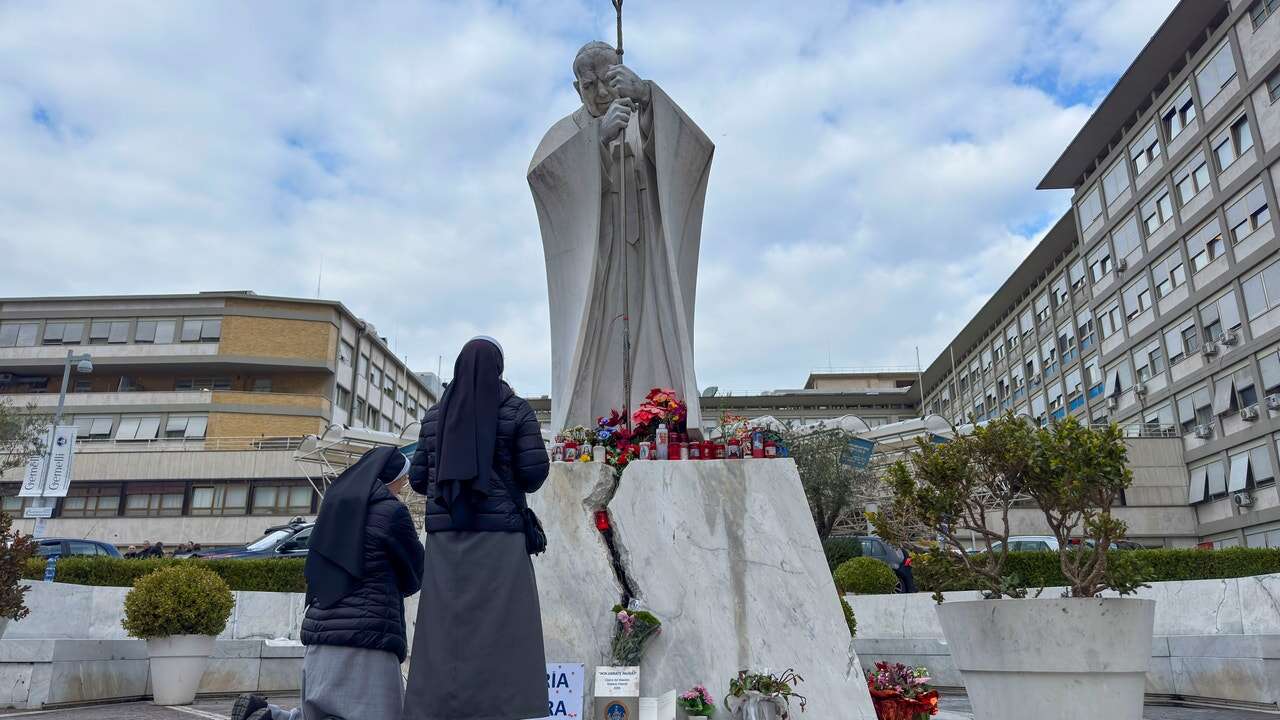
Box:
[0,291,436,547]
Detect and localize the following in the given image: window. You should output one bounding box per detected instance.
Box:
[1143,403,1175,435]
[1201,291,1242,342]
[383,375,396,397]
[252,484,314,515]
[1041,336,1058,377]
[1164,317,1200,365]
[1085,356,1103,398]
[1031,394,1046,425]
[190,484,248,516]
[251,378,273,393]
[1065,367,1084,410]
[1005,323,1019,353]
[1212,367,1253,416]
[41,321,84,345]
[1025,354,1041,388]
[1174,152,1211,206]
[367,405,381,431]
[1177,386,1213,434]
[407,396,419,417]
[1186,220,1225,272]
[180,318,222,342]
[1048,381,1065,414]
[1068,260,1086,293]
[1215,115,1255,171]
[73,380,92,393]
[354,397,366,427]
[163,415,208,439]
[1112,215,1142,258]
[1269,69,1280,104]
[1243,257,1280,320]
[335,385,351,410]
[175,377,232,391]
[1141,189,1174,235]
[357,354,370,378]
[1152,249,1187,299]
[1051,275,1069,309]
[339,340,355,366]
[1226,183,1271,244]
[134,320,176,344]
[88,320,130,344]
[1077,186,1103,229]
[115,416,161,441]
[1134,339,1164,383]
[1077,307,1096,350]
[370,365,383,386]
[1100,300,1124,339]
[1057,321,1077,364]
[61,485,121,518]
[1020,309,1034,340]
[124,483,185,517]
[1034,294,1051,325]
[1131,124,1160,175]
[0,322,39,348]
[72,416,114,440]
[1162,86,1196,141]
[1122,277,1152,320]
[992,339,1005,365]
[1088,243,1115,282]
[1106,362,1134,398]
[1102,159,1130,205]
[1196,41,1236,103]
[1253,0,1280,29]
[1236,366,1260,410]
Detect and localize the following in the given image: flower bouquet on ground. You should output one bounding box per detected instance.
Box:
[866,662,938,720]
[677,684,716,718]
[725,669,806,719]
[609,604,662,666]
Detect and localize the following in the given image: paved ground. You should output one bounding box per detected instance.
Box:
[0,693,1272,719]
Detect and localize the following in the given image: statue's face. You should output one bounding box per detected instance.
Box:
[573,50,617,118]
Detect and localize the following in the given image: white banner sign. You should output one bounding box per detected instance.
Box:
[540,663,584,719]
[19,455,45,497]
[18,426,77,498]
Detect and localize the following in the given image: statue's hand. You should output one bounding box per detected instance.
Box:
[601,98,633,143]
[607,65,650,105]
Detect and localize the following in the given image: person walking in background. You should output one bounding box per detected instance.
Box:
[232,446,425,720]
[402,336,551,720]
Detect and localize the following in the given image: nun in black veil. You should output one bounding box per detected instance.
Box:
[402,337,551,720]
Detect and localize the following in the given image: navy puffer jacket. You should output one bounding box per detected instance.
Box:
[410,382,550,533]
[300,483,424,662]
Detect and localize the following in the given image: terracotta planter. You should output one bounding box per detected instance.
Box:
[868,687,938,720]
[935,598,1154,720]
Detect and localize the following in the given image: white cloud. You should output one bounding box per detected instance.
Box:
[0,0,1176,395]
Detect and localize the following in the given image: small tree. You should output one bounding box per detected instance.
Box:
[0,399,46,476]
[0,511,35,622]
[783,423,880,540]
[1026,417,1146,597]
[874,413,1035,598]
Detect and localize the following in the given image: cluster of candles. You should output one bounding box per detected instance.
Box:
[551,424,779,463]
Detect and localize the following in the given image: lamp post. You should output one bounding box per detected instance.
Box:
[30,350,93,518]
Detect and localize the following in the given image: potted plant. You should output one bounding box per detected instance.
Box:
[876,414,1152,720]
[865,662,938,720]
[724,669,806,720]
[122,564,235,706]
[677,684,717,718]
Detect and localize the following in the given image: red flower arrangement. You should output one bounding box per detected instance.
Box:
[631,387,687,439]
[866,662,938,720]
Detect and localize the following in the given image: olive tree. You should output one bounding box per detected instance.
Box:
[783,424,880,540]
[0,399,44,476]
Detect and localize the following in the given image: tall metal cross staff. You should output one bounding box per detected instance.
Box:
[612,0,635,436]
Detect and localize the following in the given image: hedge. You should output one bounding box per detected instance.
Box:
[23,556,305,593]
[835,557,899,595]
[822,537,862,571]
[912,547,1280,593]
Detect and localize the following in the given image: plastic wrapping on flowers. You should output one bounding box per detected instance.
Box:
[866,662,939,720]
[676,684,717,717]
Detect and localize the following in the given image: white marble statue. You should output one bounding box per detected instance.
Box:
[528,41,713,433]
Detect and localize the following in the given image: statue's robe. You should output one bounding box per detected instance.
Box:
[528,83,713,433]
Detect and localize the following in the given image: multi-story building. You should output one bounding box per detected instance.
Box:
[527,369,922,434]
[0,291,436,546]
[921,0,1280,549]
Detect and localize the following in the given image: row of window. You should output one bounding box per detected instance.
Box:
[70,413,208,441]
[1,481,314,518]
[1188,436,1279,505]
[0,318,222,348]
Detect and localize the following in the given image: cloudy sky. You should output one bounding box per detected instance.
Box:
[0,0,1177,395]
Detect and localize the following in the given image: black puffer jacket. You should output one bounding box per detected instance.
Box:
[410,382,550,533]
[300,483,424,661]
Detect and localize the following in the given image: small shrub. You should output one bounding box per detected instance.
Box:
[0,512,35,621]
[823,537,862,571]
[25,556,305,593]
[840,595,857,638]
[122,565,235,639]
[834,557,898,595]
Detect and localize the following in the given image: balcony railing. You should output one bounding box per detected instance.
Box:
[76,436,306,452]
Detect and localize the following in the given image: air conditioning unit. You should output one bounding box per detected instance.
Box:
[1116,258,1129,273]
[1194,424,1214,439]
[1241,405,1260,421]
[1203,342,1220,357]
[1106,395,1119,410]
[1267,394,1280,411]
[1134,383,1148,396]
[1233,491,1255,508]
[1222,330,1240,346]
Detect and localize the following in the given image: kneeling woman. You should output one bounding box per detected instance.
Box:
[234,446,425,720]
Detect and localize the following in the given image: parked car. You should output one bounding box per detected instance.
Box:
[35,538,122,559]
[196,521,314,560]
[833,535,915,593]
[987,536,1148,553]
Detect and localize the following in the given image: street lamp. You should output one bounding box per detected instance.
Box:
[30,350,93,517]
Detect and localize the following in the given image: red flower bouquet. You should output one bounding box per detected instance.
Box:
[632,387,687,440]
[866,662,938,720]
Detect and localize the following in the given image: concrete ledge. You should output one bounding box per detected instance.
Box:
[0,639,302,710]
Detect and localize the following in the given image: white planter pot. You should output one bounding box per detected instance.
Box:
[936,597,1154,720]
[725,691,789,720]
[146,634,216,706]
